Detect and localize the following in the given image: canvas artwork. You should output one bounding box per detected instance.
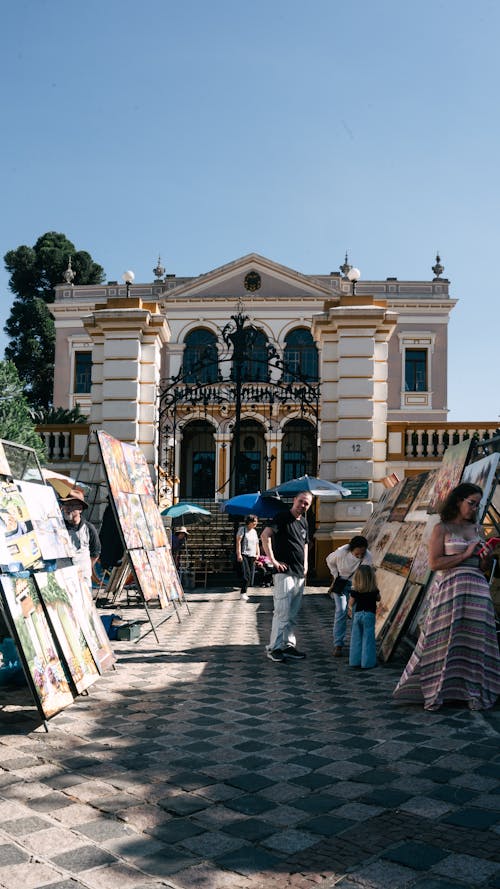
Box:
[146,549,172,607]
[379,582,422,662]
[0,441,11,476]
[461,453,500,521]
[380,521,426,577]
[97,430,133,496]
[152,546,184,602]
[362,480,405,546]
[427,439,472,514]
[407,514,440,585]
[0,480,43,572]
[129,549,163,603]
[405,470,438,522]
[0,574,74,718]
[374,568,407,639]
[121,442,156,498]
[18,481,73,561]
[53,565,116,672]
[34,571,100,693]
[389,475,428,523]
[114,492,153,551]
[141,496,169,548]
[369,521,401,568]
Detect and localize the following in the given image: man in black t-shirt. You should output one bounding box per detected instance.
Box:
[261,491,313,663]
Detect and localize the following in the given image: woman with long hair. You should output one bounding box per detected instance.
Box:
[393,483,500,711]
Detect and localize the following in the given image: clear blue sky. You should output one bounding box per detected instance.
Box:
[1,0,499,422]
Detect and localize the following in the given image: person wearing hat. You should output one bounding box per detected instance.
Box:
[171,526,189,571]
[60,488,100,596]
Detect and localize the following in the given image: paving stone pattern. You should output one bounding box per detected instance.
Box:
[0,585,499,889]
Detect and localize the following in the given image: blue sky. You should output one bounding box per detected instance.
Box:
[1,0,499,422]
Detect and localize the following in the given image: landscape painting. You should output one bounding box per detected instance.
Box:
[0,574,74,719]
[374,568,407,640]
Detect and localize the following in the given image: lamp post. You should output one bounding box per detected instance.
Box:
[347,266,361,294]
[122,269,135,297]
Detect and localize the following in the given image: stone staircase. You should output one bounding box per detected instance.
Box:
[169,501,240,587]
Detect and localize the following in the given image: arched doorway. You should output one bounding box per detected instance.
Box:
[282,419,317,481]
[180,420,216,499]
[231,419,267,494]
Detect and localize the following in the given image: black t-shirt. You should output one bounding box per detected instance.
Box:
[269,510,309,575]
[350,588,379,613]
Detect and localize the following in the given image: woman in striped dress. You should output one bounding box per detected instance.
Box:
[393,483,500,711]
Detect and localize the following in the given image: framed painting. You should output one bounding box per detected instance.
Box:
[374,568,407,640]
[96,430,133,496]
[114,492,153,551]
[140,496,169,549]
[18,481,72,561]
[121,442,156,498]
[379,582,422,662]
[427,439,472,515]
[34,571,100,694]
[389,474,427,523]
[369,522,401,568]
[407,514,440,584]
[0,480,43,572]
[129,549,163,603]
[462,453,500,522]
[0,574,74,719]
[153,546,185,602]
[380,521,426,577]
[52,565,116,673]
[405,470,438,522]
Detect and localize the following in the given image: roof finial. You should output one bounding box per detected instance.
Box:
[432,252,444,279]
[153,255,165,281]
[339,251,352,279]
[63,256,75,285]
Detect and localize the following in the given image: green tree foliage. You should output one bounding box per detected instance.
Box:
[0,361,46,459]
[3,232,105,409]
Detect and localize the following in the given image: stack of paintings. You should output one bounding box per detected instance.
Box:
[96,431,184,610]
[362,439,499,662]
[0,441,115,722]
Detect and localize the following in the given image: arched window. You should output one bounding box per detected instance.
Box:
[180,420,215,499]
[282,419,317,480]
[283,328,318,382]
[183,329,218,384]
[241,330,269,383]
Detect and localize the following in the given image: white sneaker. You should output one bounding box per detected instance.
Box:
[240,592,249,601]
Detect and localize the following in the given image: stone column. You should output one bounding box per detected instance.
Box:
[83,295,170,485]
[312,295,397,572]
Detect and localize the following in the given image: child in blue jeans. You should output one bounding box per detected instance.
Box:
[347,565,380,669]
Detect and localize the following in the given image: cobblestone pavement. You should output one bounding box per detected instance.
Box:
[0,584,499,889]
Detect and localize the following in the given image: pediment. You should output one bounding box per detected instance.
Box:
[160,253,335,301]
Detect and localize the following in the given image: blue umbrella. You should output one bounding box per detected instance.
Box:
[161,502,211,523]
[222,492,286,518]
[265,475,351,497]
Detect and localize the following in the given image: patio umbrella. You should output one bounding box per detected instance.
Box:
[265,475,351,498]
[222,492,286,518]
[161,502,211,524]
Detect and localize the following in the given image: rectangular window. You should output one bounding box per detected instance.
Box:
[74,352,92,394]
[405,349,427,392]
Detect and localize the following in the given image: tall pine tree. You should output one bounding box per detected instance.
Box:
[3,232,105,409]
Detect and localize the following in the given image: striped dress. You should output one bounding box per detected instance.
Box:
[393,528,500,711]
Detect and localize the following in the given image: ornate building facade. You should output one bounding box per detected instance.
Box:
[50,251,455,566]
